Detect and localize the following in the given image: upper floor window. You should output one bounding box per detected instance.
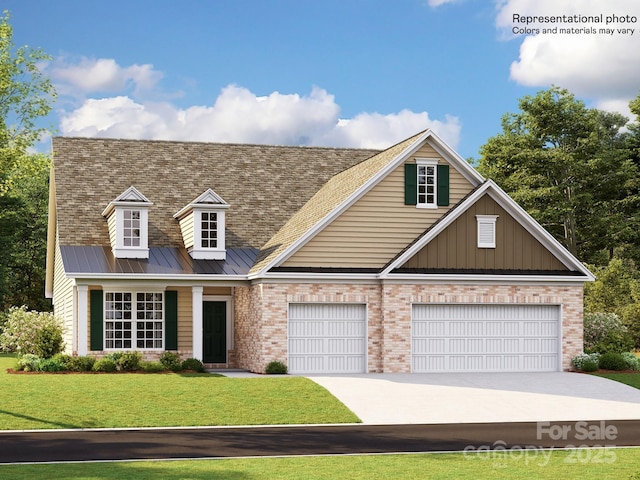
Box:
[102,187,152,259]
[123,209,141,247]
[417,159,438,207]
[174,188,229,260]
[201,211,218,249]
[404,159,449,208]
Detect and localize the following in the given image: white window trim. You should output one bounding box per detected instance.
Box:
[476,215,499,248]
[103,289,165,351]
[191,208,226,260]
[113,204,150,259]
[416,158,439,209]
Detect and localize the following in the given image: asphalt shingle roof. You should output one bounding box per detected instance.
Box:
[52,137,379,251]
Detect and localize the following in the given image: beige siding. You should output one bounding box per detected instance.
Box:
[402,194,569,271]
[52,235,75,353]
[283,151,475,268]
[204,286,232,296]
[107,212,116,250]
[174,287,193,351]
[178,212,194,250]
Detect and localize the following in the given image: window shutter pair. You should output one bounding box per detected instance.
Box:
[404,164,450,206]
[89,290,178,351]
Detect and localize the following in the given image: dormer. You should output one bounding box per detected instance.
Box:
[102,186,153,259]
[174,189,230,260]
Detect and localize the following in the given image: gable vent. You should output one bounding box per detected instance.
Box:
[476,215,498,248]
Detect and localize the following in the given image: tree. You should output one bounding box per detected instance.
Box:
[478,86,640,265]
[0,10,56,311]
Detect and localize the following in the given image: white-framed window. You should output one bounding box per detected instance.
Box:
[476,215,499,248]
[105,292,164,349]
[123,209,141,247]
[200,211,218,249]
[103,187,152,259]
[417,159,438,208]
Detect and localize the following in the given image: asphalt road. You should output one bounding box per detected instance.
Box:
[1,420,639,464]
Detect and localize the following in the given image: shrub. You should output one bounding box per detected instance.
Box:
[36,357,65,372]
[181,358,205,372]
[104,351,142,371]
[584,312,634,354]
[160,351,183,371]
[0,306,65,357]
[52,353,73,370]
[265,360,288,374]
[118,351,142,371]
[92,358,117,373]
[141,361,165,373]
[16,354,42,372]
[581,358,599,372]
[571,352,600,371]
[65,355,96,372]
[598,352,628,371]
[622,352,640,371]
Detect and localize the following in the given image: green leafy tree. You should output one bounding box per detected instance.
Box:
[478,86,640,265]
[0,11,55,311]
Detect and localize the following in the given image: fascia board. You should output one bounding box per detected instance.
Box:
[252,131,433,277]
[252,272,380,283]
[383,274,592,284]
[381,182,492,276]
[66,272,249,283]
[427,133,485,185]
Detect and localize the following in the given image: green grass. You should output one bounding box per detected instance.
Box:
[0,448,639,479]
[594,372,640,389]
[0,354,359,429]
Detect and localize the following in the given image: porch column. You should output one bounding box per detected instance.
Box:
[192,286,204,361]
[76,285,89,356]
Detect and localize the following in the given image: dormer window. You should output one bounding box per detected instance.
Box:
[102,187,153,259]
[174,189,229,260]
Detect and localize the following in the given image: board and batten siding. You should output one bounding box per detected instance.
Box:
[402,194,568,271]
[283,145,475,268]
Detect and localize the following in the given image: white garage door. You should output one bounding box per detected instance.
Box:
[412,304,560,372]
[288,303,367,374]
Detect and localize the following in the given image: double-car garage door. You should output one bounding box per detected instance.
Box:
[412,304,560,372]
[287,303,560,374]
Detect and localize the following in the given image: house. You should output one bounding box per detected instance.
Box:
[45,130,594,373]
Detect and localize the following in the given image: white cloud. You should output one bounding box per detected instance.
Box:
[496,0,640,101]
[49,57,163,97]
[59,84,461,150]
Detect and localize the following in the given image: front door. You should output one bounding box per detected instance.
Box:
[203,301,227,363]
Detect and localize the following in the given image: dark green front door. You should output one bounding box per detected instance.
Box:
[203,301,226,363]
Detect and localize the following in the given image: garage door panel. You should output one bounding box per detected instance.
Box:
[289,303,366,374]
[412,305,560,372]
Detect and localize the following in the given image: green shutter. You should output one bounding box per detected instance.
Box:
[437,164,450,206]
[404,163,418,205]
[165,290,178,350]
[90,290,104,351]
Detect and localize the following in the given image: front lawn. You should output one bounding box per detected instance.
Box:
[1,448,639,479]
[0,354,359,429]
[593,372,640,389]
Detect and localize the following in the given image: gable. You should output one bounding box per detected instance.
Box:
[399,193,569,272]
[279,141,478,269]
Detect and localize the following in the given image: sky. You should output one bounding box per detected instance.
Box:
[5,0,640,160]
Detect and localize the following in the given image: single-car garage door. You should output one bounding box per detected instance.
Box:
[288,303,367,374]
[412,304,560,372]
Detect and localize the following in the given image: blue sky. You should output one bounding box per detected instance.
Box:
[6,0,640,159]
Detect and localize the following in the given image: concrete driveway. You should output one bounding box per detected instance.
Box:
[305,373,640,425]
